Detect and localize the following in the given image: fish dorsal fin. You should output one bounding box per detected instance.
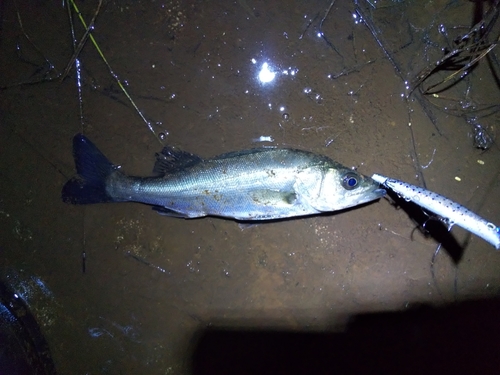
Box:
[153,146,203,176]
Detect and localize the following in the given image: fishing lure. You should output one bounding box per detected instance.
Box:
[372,174,500,250]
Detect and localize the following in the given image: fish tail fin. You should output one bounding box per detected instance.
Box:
[62,134,117,204]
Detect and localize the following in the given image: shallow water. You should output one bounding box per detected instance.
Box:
[1,0,500,373]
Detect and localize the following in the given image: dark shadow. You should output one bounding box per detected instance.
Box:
[384,190,465,264]
[0,276,57,375]
[190,298,500,375]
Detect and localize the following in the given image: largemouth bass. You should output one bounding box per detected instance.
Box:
[62,134,385,220]
[372,173,500,249]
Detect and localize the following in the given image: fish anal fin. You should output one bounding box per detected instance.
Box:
[152,205,208,219]
[152,206,190,218]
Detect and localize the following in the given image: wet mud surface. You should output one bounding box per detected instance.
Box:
[1,0,500,373]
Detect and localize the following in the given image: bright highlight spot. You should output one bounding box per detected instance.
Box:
[258,62,276,83]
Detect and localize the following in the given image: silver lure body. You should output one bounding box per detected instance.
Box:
[372,173,500,250]
[62,134,385,221]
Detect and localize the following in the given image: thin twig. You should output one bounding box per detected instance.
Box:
[411,1,500,95]
[66,0,164,145]
[0,0,60,88]
[422,39,499,95]
[318,0,342,57]
[61,0,104,82]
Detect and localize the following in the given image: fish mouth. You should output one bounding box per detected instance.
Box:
[354,187,386,205]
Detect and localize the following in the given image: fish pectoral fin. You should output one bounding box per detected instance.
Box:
[249,189,297,206]
[152,206,193,218]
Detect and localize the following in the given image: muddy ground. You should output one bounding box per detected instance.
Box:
[1,0,500,373]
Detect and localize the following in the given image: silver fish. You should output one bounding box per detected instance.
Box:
[372,173,500,250]
[62,134,385,220]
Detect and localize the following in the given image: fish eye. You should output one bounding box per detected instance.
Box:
[341,172,359,190]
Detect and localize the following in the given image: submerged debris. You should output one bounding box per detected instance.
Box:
[467,117,494,150]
